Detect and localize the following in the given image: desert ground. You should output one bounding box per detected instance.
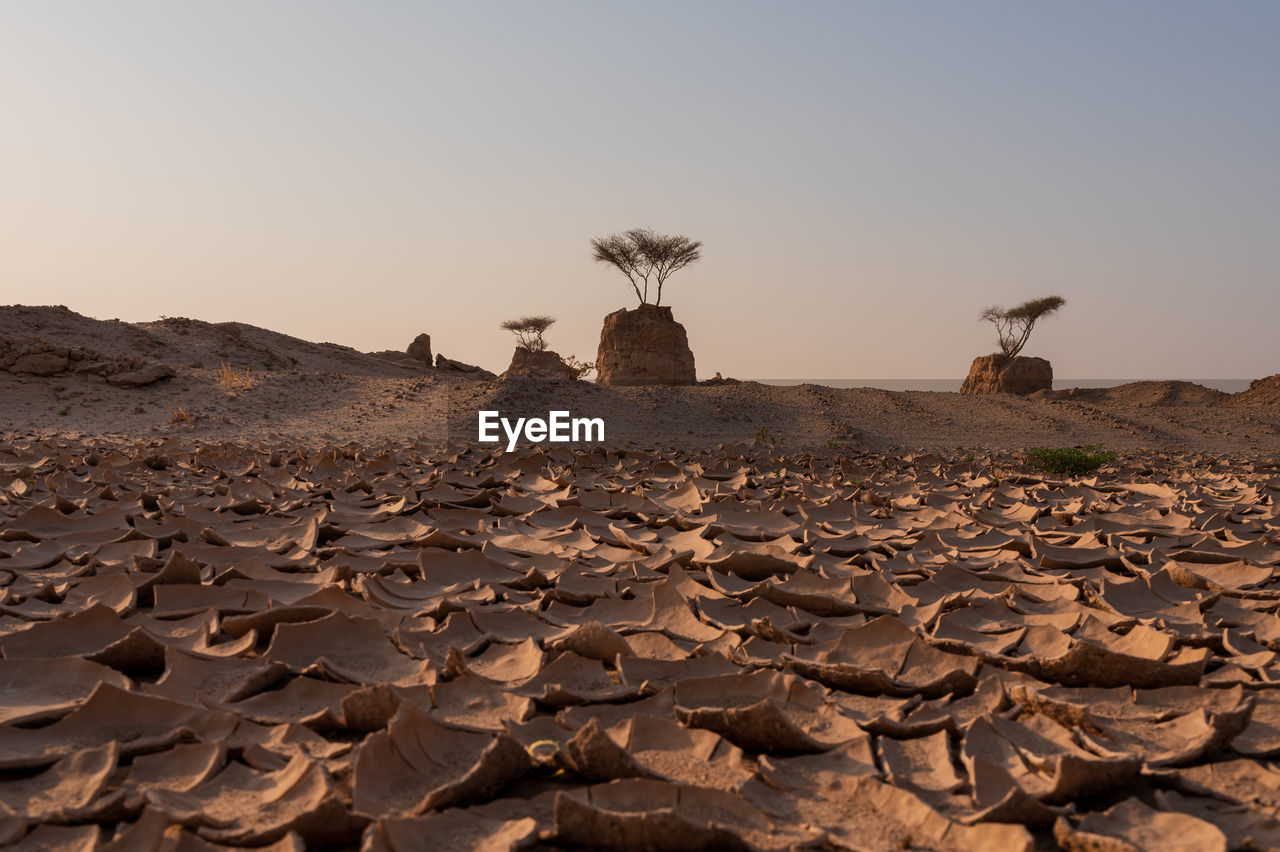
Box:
[2,306,1280,456]
[2,306,1280,850]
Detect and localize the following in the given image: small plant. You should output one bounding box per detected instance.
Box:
[979,295,1065,358]
[56,408,68,416]
[563,354,597,381]
[501,316,555,352]
[171,406,192,424]
[754,426,776,445]
[288,356,298,366]
[591,228,703,306]
[151,337,165,346]
[217,362,254,392]
[1025,444,1117,476]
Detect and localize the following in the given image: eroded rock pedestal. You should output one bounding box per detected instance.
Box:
[596,305,696,386]
[503,348,576,381]
[961,354,1052,395]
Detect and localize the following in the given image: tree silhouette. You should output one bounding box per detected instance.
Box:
[590,228,702,306]
[979,296,1065,358]
[501,315,555,352]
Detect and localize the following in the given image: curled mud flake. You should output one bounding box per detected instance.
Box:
[364,810,538,852]
[549,778,800,852]
[3,439,1280,844]
[1053,797,1227,852]
[351,701,529,817]
[264,611,435,686]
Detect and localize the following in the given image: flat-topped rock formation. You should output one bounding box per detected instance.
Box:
[502,348,576,381]
[596,304,696,386]
[961,354,1053,395]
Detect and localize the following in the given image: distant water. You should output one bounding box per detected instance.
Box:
[758,379,1253,394]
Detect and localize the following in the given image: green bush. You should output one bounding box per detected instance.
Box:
[1025,444,1117,476]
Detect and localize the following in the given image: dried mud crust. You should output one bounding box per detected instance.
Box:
[0,439,1279,850]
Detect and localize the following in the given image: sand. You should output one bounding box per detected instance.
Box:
[2,306,1279,455]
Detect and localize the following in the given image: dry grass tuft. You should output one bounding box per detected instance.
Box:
[170,406,192,425]
[217,362,255,393]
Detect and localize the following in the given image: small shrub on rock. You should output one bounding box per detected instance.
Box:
[501,316,555,352]
[562,354,596,381]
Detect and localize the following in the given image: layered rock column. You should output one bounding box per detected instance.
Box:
[503,348,576,380]
[960,354,1053,395]
[595,305,696,386]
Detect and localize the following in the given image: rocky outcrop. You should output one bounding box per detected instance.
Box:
[596,305,696,386]
[1,335,173,386]
[1227,374,1280,406]
[10,350,70,377]
[435,354,495,378]
[961,354,1052,395]
[1030,381,1227,406]
[502,348,577,381]
[406,333,433,365]
[107,363,176,388]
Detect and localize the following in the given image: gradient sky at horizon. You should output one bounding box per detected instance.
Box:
[3,1,1277,380]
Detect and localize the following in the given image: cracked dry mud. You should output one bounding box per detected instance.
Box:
[1,440,1279,851]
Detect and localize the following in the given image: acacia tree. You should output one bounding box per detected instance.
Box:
[979,296,1066,358]
[590,228,702,307]
[501,315,555,352]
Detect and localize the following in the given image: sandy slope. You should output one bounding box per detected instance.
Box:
[2,306,1278,456]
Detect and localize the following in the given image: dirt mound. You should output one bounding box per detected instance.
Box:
[0,305,162,359]
[1228,374,1280,406]
[141,316,424,376]
[1033,380,1228,406]
[0,305,428,377]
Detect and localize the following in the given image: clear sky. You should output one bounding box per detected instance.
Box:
[3,1,1277,380]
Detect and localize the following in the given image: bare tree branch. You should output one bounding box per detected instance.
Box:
[501,315,556,352]
[978,296,1065,357]
[590,236,644,305]
[591,228,703,306]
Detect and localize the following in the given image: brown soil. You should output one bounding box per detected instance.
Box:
[2,440,1277,849]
